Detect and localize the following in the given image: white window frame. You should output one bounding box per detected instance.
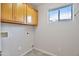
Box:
[48,4,73,23]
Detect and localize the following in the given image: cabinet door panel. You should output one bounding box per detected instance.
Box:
[27,5,38,25]
[32,9,38,25]
[27,5,33,24]
[1,3,12,22]
[13,3,26,24]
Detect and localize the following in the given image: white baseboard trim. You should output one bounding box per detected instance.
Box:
[20,47,56,56]
[34,47,57,56]
[20,48,33,56]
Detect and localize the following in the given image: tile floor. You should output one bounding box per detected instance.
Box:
[25,49,50,56]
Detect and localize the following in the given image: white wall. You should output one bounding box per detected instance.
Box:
[0,23,1,51]
[34,3,79,56]
[1,23,35,56]
[0,4,1,51]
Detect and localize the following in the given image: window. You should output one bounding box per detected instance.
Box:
[49,5,72,23]
[49,10,58,22]
[60,6,72,20]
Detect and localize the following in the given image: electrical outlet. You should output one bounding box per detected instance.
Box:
[58,48,61,52]
[27,32,30,37]
[32,45,34,47]
[18,46,22,51]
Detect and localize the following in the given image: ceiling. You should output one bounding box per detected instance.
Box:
[31,3,44,7]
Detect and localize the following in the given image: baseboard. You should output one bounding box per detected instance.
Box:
[20,47,56,56]
[34,47,57,56]
[20,48,33,56]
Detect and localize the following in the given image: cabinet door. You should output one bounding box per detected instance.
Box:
[13,3,26,24]
[27,5,38,25]
[32,9,38,25]
[27,5,33,24]
[1,3,12,22]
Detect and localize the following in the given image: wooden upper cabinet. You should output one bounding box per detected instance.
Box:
[1,3,38,26]
[27,4,38,25]
[1,3,13,22]
[12,3,27,24]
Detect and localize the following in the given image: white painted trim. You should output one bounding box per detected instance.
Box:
[20,47,57,56]
[20,48,33,56]
[34,47,57,56]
